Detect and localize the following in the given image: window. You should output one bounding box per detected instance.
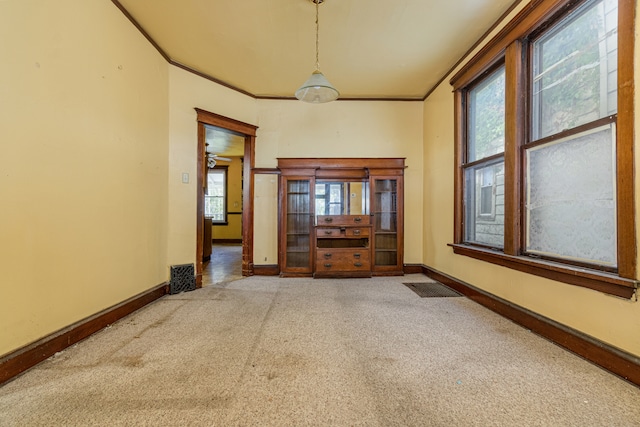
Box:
[451,0,636,298]
[463,65,506,248]
[478,166,496,217]
[315,182,345,216]
[205,168,227,223]
[526,0,618,267]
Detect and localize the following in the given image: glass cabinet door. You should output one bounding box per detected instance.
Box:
[372,178,399,269]
[284,178,312,271]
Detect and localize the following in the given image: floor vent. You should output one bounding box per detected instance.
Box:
[403,282,463,298]
[170,264,196,294]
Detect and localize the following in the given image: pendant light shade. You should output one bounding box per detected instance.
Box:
[295,0,338,103]
[295,70,339,103]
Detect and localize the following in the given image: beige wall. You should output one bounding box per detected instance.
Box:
[422,1,640,357]
[167,66,257,266]
[0,0,170,356]
[167,92,424,267]
[168,65,425,269]
[254,99,424,264]
[254,174,279,265]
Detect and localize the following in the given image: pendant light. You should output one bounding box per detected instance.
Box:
[295,0,339,103]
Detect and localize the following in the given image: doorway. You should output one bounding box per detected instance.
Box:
[202,131,242,286]
[203,243,243,285]
[195,108,257,287]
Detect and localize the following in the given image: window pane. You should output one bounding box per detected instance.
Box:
[205,170,226,222]
[464,161,505,247]
[526,124,616,265]
[468,66,506,161]
[328,183,344,215]
[531,0,617,140]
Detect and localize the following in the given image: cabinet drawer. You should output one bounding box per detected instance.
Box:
[316,228,342,238]
[316,227,370,238]
[316,249,371,271]
[317,215,370,226]
[345,228,369,237]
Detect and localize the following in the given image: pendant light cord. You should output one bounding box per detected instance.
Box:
[315,0,320,71]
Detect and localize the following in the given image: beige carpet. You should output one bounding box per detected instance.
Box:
[1,274,639,426]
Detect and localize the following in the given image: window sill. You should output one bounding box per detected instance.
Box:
[448,243,637,299]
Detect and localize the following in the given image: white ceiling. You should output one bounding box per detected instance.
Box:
[115,0,517,100]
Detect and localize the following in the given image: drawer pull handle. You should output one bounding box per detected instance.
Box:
[354,262,363,267]
[353,253,361,259]
[353,229,361,235]
[324,263,332,268]
[354,217,362,223]
[324,217,333,223]
[324,230,333,235]
[324,253,332,259]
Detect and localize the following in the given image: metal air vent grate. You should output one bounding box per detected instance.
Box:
[170,264,196,295]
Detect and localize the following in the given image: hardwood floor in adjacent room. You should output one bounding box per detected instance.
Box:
[202,243,243,286]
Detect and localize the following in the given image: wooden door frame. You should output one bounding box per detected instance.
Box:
[195,108,258,286]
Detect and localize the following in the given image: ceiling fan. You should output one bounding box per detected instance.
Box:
[207,153,232,168]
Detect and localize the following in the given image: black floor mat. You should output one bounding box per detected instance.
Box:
[403,282,463,298]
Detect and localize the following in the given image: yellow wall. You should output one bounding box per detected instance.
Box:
[254,99,424,264]
[349,182,364,215]
[254,174,279,264]
[166,91,424,267]
[423,0,640,357]
[167,66,256,265]
[0,0,169,356]
[212,157,243,240]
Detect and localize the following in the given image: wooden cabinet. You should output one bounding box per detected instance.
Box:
[278,158,405,278]
[315,215,372,278]
[371,177,404,275]
[280,176,314,275]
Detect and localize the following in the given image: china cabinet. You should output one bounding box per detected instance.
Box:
[278,158,405,277]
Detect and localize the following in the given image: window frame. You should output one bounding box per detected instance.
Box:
[205,166,228,225]
[461,62,507,248]
[450,0,637,298]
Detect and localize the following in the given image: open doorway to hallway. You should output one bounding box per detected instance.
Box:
[196,108,257,287]
[202,125,245,287]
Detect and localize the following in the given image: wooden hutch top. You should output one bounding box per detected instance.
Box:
[277,158,406,177]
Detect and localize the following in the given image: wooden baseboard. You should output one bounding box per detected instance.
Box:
[421,265,640,387]
[253,264,280,276]
[0,282,168,386]
[403,264,423,274]
[212,239,242,244]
